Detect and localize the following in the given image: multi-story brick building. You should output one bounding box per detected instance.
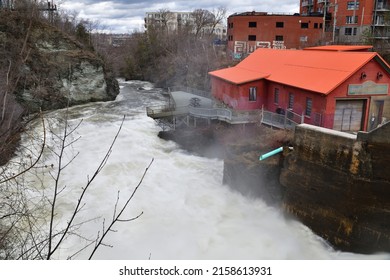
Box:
[226,11,329,59]
[300,0,390,44]
[227,1,389,60]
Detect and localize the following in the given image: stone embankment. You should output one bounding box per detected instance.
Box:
[159,120,390,254]
[281,123,390,254]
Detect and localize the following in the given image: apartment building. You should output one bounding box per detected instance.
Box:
[300,0,390,43]
[144,11,227,39]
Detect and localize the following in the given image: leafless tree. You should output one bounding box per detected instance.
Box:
[192,9,215,38]
[158,9,175,33]
[209,7,227,37]
[0,112,153,259]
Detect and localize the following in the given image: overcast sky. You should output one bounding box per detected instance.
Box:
[60,0,300,33]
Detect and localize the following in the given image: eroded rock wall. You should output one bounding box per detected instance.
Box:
[17,26,119,111]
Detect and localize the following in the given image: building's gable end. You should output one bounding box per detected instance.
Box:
[374,56,390,76]
[322,53,378,95]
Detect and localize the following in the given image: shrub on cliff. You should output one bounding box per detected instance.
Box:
[0,4,119,164]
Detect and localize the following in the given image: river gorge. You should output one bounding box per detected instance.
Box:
[5,80,389,260]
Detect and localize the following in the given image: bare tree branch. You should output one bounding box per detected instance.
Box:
[88,158,154,260]
[0,112,46,184]
[47,115,127,259]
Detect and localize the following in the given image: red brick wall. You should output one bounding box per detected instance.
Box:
[265,82,327,126]
[211,57,390,130]
[227,14,324,55]
[326,59,390,130]
[211,78,266,110]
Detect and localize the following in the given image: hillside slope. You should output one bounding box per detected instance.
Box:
[0,11,119,164]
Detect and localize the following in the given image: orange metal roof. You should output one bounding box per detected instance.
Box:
[304,45,373,52]
[208,67,269,84]
[209,48,380,94]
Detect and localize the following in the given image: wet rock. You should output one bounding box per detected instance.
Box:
[16,23,119,111]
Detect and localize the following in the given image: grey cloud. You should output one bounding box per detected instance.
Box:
[61,0,298,33]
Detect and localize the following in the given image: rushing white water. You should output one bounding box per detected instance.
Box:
[14,80,389,260]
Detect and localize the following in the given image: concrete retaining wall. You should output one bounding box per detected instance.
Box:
[280,123,390,253]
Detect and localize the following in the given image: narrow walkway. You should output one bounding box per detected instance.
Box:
[146,89,261,126]
[170,91,214,108]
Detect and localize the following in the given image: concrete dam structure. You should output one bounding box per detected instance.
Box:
[280,123,390,253]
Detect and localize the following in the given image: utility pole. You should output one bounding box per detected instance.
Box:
[332,0,338,43]
[322,0,338,43]
[39,1,57,23]
[323,0,327,36]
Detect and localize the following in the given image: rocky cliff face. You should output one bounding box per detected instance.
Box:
[18,24,119,112]
[0,13,119,164]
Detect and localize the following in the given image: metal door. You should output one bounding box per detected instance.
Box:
[333,100,364,132]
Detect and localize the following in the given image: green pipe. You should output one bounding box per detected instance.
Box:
[259,147,283,161]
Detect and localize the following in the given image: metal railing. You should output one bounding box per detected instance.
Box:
[302,0,313,7]
[188,106,232,121]
[231,110,261,123]
[147,103,260,124]
[261,108,304,130]
[189,106,260,123]
[375,3,390,10]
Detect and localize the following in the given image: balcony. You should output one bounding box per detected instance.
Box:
[302,0,314,7]
[372,32,390,39]
[374,21,386,26]
[317,0,329,4]
[374,17,388,26]
[372,28,390,39]
[375,1,390,10]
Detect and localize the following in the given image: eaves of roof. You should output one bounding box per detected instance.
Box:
[209,67,269,85]
[304,45,373,52]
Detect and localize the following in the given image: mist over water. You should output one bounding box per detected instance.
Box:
[21,80,389,260]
